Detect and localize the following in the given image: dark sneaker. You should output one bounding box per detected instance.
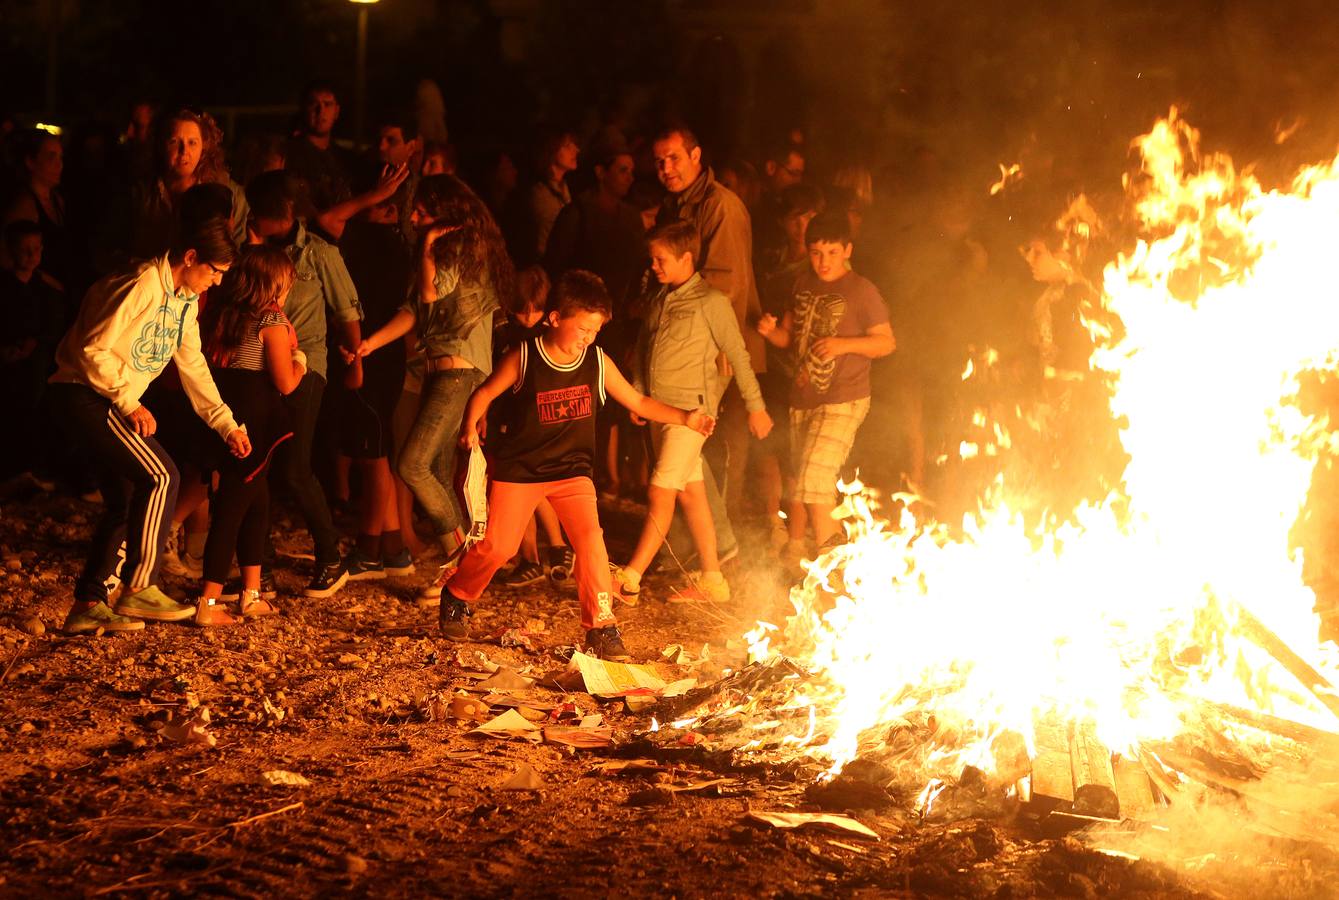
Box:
[345,551,386,582]
[547,546,575,584]
[115,585,196,622]
[585,625,631,662]
[304,561,350,599]
[63,601,145,634]
[501,559,546,587]
[383,549,415,577]
[221,570,277,601]
[438,593,473,641]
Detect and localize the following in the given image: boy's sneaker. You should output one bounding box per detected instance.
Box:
[669,571,730,604]
[304,561,349,599]
[611,565,641,598]
[383,549,415,577]
[345,551,386,582]
[63,601,145,634]
[501,559,546,588]
[221,570,277,601]
[547,546,575,585]
[438,593,473,641]
[115,585,196,622]
[585,625,631,662]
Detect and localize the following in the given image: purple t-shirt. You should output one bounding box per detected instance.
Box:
[788,269,889,409]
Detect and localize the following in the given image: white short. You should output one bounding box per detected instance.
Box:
[649,423,707,491]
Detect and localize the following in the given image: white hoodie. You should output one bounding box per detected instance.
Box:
[51,254,239,438]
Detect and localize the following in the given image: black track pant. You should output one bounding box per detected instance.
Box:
[49,382,180,603]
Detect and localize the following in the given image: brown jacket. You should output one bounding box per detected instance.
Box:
[658,168,765,372]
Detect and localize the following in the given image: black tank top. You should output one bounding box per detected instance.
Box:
[492,337,605,483]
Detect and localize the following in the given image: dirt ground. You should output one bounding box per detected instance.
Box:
[0,485,1324,898]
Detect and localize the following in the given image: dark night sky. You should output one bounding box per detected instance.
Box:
[4,0,1339,186]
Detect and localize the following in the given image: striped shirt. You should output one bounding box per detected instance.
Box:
[228,311,288,372]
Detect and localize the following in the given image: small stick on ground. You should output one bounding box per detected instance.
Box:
[226,801,304,829]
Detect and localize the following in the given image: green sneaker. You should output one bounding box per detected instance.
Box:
[115,585,196,622]
[63,601,146,635]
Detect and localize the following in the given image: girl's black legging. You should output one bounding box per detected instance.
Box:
[203,470,271,586]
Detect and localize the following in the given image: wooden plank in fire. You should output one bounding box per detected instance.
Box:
[1111,753,1157,819]
[1069,721,1119,818]
[1029,713,1075,808]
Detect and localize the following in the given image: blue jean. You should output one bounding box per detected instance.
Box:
[396,369,483,536]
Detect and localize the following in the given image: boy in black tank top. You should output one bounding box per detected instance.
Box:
[441,271,714,661]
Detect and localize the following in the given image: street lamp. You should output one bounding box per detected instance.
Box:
[349,0,380,148]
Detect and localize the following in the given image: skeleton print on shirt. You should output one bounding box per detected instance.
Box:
[792,289,847,396]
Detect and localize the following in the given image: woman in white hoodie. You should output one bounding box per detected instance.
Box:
[48,217,252,635]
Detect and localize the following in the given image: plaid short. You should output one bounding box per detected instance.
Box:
[790,397,871,505]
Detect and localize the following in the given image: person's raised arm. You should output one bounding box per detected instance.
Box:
[459,348,523,447]
[316,163,409,241]
[418,224,459,305]
[600,350,713,435]
[261,319,306,395]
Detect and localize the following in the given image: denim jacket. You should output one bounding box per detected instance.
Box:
[634,272,765,417]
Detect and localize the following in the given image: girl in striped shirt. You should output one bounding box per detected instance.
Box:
[194,246,308,625]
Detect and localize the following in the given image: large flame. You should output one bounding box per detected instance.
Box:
[755,109,1339,782]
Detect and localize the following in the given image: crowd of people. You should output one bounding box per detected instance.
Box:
[0,78,1115,659]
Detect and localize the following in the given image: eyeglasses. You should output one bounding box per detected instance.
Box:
[206,262,228,276]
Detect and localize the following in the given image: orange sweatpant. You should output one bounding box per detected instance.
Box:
[446,476,617,629]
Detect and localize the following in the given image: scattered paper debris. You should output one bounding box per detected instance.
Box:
[455,649,499,673]
[449,695,491,723]
[746,812,880,841]
[153,709,216,748]
[670,778,735,795]
[543,725,613,748]
[472,668,535,691]
[483,693,555,711]
[469,709,542,742]
[260,770,312,787]
[590,759,662,775]
[568,651,665,697]
[625,694,657,713]
[662,678,697,698]
[500,763,545,791]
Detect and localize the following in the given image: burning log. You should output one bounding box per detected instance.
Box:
[1069,722,1119,818]
[1111,754,1158,820]
[1029,713,1075,808]
[1233,604,1339,724]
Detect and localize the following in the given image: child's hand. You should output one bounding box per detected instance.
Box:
[629,412,647,426]
[459,419,485,448]
[685,409,715,436]
[226,427,252,459]
[748,408,773,440]
[810,336,847,362]
[342,358,363,391]
[756,313,778,337]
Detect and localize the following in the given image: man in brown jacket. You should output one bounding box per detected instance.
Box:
[653,125,762,538]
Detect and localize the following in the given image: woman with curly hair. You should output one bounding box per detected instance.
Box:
[193,245,307,625]
[348,174,516,599]
[101,107,249,269]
